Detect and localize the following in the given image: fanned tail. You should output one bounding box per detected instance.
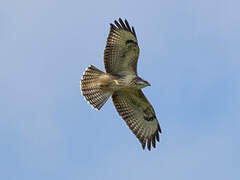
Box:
[80,65,111,110]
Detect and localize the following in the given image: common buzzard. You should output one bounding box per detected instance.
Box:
[80,18,161,150]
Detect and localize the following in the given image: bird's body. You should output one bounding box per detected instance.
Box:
[95,73,145,91]
[80,18,161,150]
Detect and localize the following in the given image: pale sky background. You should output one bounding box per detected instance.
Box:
[1,0,239,179]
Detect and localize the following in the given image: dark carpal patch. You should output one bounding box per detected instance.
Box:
[143,115,156,121]
[126,39,137,45]
[143,108,156,121]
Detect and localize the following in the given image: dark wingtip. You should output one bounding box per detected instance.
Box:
[140,129,161,151]
[119,18,127,30]
[111,18,137,38]
[110,23,116,29]
[132,27,136,38]
[114,20,122,29]
[147,139,151,151]
[158,124,162,133]
[152,136,156,148]
[156,131,160,142]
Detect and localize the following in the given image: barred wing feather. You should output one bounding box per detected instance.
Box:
[104,18,139,76]
[112,90,161,150]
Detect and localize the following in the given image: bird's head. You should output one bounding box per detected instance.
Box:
[132,77,151,89]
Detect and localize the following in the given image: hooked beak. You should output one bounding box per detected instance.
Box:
[146,81,151,86]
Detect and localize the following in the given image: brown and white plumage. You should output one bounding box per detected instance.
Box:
[80,18,162,150]
[81,65,112,110]
[112,90,161,150]
[104,18,139,76]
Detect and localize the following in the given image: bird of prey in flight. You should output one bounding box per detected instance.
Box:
[80,18,161,150]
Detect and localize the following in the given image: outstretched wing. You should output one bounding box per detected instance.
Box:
[112,90,161,151]
[104,18,139,76]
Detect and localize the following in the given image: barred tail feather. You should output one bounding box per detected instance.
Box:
[80,65,111,110]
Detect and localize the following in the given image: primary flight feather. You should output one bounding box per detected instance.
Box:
[80,18,161,150]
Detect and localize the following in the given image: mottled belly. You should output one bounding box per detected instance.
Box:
[99,74,129,92]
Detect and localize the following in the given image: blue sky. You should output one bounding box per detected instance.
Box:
[1,0,239,179]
